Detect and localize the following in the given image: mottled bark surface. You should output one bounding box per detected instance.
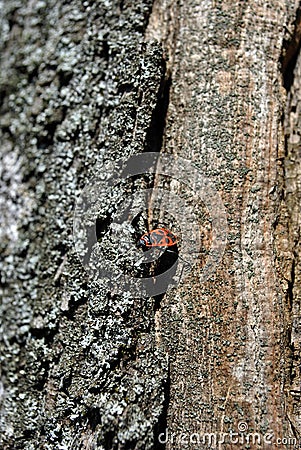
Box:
[281,17,301,438]
[0,1,300,449]
[146,1,301,448]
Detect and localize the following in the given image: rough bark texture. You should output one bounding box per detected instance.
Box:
[0,1,300,450]
[281,13,301,438]
[145,1,301,448]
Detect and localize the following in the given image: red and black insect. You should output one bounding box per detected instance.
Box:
[134,218,190,283]
[137,227,179,250]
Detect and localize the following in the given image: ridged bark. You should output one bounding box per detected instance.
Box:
[1,1,300,449]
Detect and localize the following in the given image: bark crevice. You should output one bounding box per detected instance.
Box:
[281,4,301,91]
[144,68,171,154]
[277,6,301,433]
[153,359,170,450]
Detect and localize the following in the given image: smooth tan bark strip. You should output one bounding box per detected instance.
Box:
[147,0,300,447]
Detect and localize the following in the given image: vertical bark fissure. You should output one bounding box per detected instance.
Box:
[143,42,172,450]
[278,4,301,435]
[143,3,180,446]
[153,360,170,450]
[144,66,171,155]
[281,4,301,91]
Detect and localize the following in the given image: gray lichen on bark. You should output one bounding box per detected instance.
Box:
[1,0,301,449]
[0,0,170,449]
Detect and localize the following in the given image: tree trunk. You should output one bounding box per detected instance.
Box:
[0,1,300,449]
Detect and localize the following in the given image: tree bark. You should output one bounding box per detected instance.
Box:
[0,1,300,449]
